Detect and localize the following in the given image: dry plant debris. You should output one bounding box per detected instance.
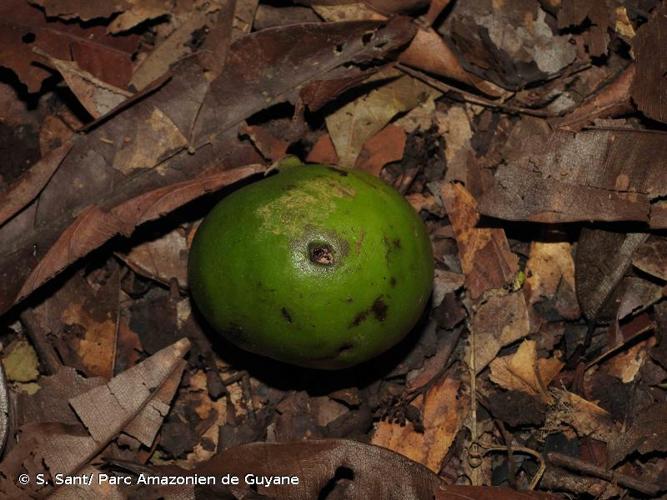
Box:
[0,0,665,498]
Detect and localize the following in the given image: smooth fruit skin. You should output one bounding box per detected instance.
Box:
[188,162,433,369]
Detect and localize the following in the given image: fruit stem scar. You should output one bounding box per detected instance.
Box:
[308,242,335,265]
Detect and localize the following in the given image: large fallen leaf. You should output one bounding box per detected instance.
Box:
[196,439,442,498]
[0,0,139,92]
[476,125,667,227]
[0,18,416,316]
[0,338,189,497]
[441,182,519,300]
[372,374,466,472]
[490,340,564,403]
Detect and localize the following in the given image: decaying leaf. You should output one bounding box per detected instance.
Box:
[441,182,519,300]
[0,339,189,497]
[549,390,617,442]
[471,291,531,373]
[0,0,139,92]
[631,2,667,124]
[575,228,648,320]
[489,340,563,403]
[476,124,667,227]
[444,0,576,90]
[36,52,132,118]
[632,236,667,282]
[608,402,667,466]
[355,124,406,176]
[195,439,443,499]
[119,226,190,288]
[372,375,466,472]
[326,72,434,167]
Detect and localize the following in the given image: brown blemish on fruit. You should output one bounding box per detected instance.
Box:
[350,310,368,327]
[338,342,354,354]
[355,230,365,255]
[372,296,387,321]
[390,277,397,287]
[349,295,388,327]
[281,307,293,323]
[383,236,402,262]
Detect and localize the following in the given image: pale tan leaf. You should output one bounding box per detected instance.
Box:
[371,375,466,472]
[489,340,564,403]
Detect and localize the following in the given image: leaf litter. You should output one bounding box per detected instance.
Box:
[0,0,665,498]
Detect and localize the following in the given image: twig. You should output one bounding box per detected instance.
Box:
[479,442,546,490]
[546,452,661,496]
[397,64,555,118]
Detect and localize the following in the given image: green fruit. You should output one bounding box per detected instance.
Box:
[188,160,433,369]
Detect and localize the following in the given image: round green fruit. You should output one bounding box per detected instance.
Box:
[188,161,433,369]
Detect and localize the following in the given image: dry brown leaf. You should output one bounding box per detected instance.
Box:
[119,226,190,288]
[603,337,654,384]
[525,241,580,319]
[122,359,186,447]
[37,52,132,118]
[326,72,436,167]
[555,65,635,132]
[313,3,387,21]
[489,340,564,403]
[370,375,465,472]
[0,0,139,92]
[441,182,519,300]
[471,291,531,373]
[632,236,667,282]
[69,338,190,445]
[476,125,667,227]
[355,124,406,176]
[0,142,72,227]
[16,165,264,307]
[399,28,506,97]
[306,134,340,165]
[0,339,190,497]
[631,2,667,124]
[550,390,617,442]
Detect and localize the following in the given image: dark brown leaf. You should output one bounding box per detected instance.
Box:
[0,0,139,92]
[575,228,648,320]
[631,2,667,124]
[476,125,667,226]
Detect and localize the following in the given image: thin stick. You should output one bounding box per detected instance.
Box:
[397,64,555,118]
[546,452,661,496]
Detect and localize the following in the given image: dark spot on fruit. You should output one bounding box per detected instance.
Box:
[390,277,397,287]
[308,242,335,265]
[383,236,402,263]
[338,342,354,354]
[326,166,348,176]
[372,297,387,321]
[350,310,368,327]
[281,307,293,323]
